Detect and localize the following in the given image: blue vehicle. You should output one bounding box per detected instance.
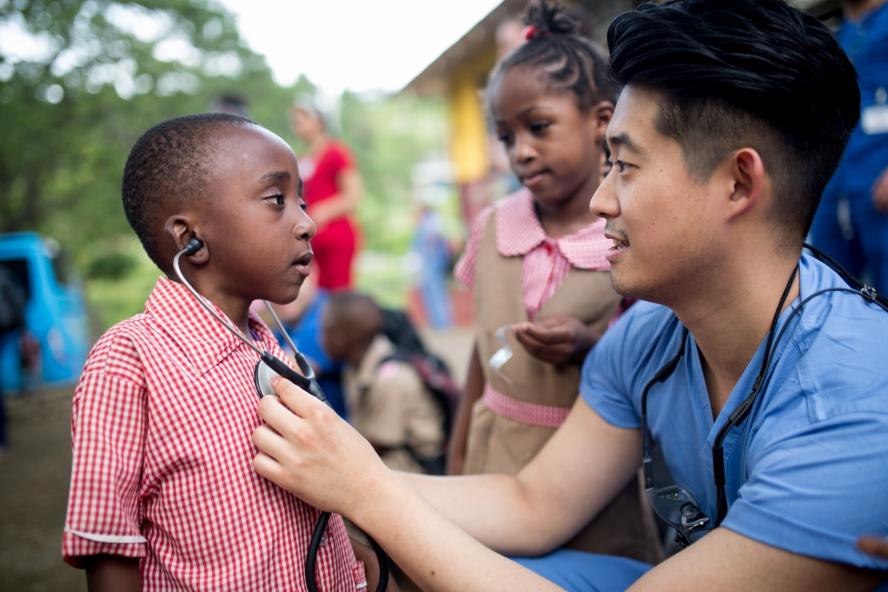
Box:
[0,232,90,394]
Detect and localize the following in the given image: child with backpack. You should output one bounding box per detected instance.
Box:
[322,291,450,474]
[448,0,660,563]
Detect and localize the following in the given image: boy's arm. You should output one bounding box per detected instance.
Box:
[446,342,483,475]
[85,556,140,592]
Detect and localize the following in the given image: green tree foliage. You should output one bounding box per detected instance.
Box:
[0,0,294,253]
[1,0,453,326]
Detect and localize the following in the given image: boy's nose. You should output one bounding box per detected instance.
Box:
[295,209,317,241]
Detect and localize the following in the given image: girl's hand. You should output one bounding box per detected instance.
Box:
[858,535,888,560]
[252,377,391,516]
[513,314,596,365]
[873,168,888,213]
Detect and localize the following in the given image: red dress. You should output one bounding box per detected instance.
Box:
[300,141,360,290]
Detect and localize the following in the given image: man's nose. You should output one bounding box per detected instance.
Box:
[589,170,618,219]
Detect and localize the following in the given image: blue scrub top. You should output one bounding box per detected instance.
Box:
[581,253,888,571]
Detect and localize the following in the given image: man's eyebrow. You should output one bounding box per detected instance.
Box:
[608,132,644,156]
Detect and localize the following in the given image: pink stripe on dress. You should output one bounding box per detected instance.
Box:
[481,383,571,429]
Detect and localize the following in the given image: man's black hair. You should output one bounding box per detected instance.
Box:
[489,0,617,110]
[122,112,255,270]
[607,0,860,240]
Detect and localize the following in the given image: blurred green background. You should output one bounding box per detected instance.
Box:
[1,0,459,334]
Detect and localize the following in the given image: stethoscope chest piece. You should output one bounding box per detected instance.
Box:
[254,358,278,398]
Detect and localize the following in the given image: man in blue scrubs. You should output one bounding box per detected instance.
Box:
[251,1,888,590]
[811,0,888,294]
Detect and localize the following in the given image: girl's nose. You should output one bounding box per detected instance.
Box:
[513,135,536,164]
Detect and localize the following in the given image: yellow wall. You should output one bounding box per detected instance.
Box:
[446,45,497,184]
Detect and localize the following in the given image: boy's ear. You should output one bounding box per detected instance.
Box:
[164,215,209,264]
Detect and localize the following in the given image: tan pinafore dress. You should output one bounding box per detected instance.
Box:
[464,212,661,563]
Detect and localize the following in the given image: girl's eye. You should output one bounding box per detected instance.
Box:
[497,132,514,146]
[299,200,308,211]
[612,160,629,173]
[530,121,551,134]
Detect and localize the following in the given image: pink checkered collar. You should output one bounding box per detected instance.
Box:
[145,276,273,375]
[494,189,610,271]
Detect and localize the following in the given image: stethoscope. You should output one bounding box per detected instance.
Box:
[640,244,888,546]
[174,238,390,592]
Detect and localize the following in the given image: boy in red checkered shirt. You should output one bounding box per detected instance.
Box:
[63,114,368,591]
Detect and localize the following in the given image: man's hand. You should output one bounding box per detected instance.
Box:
[513,314,597,365]
[252,377,390,516]
[873,168,888,213]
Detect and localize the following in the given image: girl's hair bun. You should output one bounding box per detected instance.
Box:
[524,0,581,39]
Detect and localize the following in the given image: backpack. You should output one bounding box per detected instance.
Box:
[378,308,462,474]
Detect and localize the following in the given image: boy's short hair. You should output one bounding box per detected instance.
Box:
[326,291,382,334]
[122,113,255,271]
[607,0,860,241]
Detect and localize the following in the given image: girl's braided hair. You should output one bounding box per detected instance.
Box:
[490,0,617,110]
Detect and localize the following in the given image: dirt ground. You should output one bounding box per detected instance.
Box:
[0,387,85,591]
[0,326,473,591]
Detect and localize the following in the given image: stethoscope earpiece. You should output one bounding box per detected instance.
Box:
[182,237,204,256]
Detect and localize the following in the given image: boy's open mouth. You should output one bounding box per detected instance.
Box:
[292,251,313,272]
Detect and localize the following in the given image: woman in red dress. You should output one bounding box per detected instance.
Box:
[290,102,363,291]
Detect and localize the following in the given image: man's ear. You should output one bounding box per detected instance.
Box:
[164,215,209,264]
[725,148,768,221]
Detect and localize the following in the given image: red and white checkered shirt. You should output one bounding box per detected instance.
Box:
[63,276,365,591]
[455,189,611,319]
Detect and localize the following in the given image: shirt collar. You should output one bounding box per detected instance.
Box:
[495,189,612,270]
[145,276,275,376]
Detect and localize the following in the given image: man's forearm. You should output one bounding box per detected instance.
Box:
[355,474,559,592]
[398,471,554,555]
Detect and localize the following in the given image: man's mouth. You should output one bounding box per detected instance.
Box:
[605,231,630,251]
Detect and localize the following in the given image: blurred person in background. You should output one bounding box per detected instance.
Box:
[811,0,888,293]
[0,266,27,454]
[322,291,446,475]
[210,92,250,118]
[290,99,363,291]
[412,203,453,329]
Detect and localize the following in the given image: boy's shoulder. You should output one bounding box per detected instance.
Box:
[81,312,158,382]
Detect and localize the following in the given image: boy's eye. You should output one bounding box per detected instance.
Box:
[497,131,514,146]
[529,121,551,134]
[264,194,285,206]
